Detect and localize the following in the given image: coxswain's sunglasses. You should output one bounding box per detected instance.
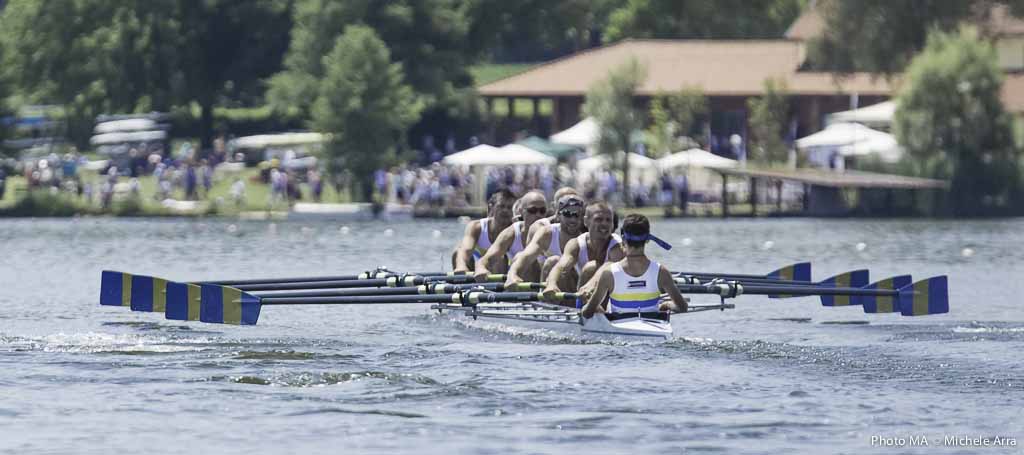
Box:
[559,209,582,218]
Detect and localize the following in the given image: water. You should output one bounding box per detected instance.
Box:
[0,217,1021,454]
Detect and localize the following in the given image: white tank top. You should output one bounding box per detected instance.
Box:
[538,223,562,264]
[609,260,662,313]
[575,232,621,272]
[474,218,492,259]
[506,221,525,262]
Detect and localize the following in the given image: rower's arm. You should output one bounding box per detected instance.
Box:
[580,266,613,318]
[505,228,551,284]
[475,225,515,281]
[544,238,580,293]
[658,265,688,313]
[453,221,480,273]
[607,243,625,262]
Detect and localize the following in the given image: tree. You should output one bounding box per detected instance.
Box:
[0,41,10,150]
[0,0,291,149]
[605,0,804,42]
[646,87,707,156]
[746,79,790,164]
[806,0,1024,74]
[270,0,482,118]
[311,26,423,202]
[894,27,1019,216]
[583,58,646,206]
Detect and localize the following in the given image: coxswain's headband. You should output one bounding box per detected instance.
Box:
[621,232,673,250]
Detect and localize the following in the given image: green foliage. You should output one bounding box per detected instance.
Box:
[647,87,708,156]
[269,0,482,120]
[0,0,292,149]
[470,64,536,86]
[469,0,619,61]
[583,58,646,206]
[894,27,1019,216]
[605,0,804,42]
[807,0,981,74]
[311,26,423,201]
[746,78,790,164]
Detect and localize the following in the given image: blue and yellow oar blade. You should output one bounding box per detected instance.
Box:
[199,284,262,325]
[860,275,911,313]
[100,271,133,307]
[129,275,170,313]
[166,282,202,321]
[897,276,949,316]
[819,269,870,307]
[767,262,812,298]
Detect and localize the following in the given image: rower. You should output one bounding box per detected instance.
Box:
[581,213,687,319]
[474,190,548,282]
[452,189,516,273]
[524,186,579,245]
[542,201,624,298]
[505,194,586,285]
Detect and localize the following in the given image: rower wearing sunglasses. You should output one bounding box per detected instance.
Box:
[474,190,549,281]
[542,201,624,300]
[505,194,587,285]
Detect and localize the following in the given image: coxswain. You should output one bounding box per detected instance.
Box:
[580,213,688,319]
[452,189,516,273]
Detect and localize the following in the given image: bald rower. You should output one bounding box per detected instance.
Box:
[474,190,549,282]
[542,201,624,299]
[505,194,587,285]
[452,189,516,273]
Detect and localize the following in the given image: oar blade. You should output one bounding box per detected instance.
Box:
[129,275,170,313]
[200,284,262,325]
[819,269,870,307]
[166,282,202,321]
[860,275,912,313]
[767,262,811,298]
[100,270,132,307]
[897,276,949,316]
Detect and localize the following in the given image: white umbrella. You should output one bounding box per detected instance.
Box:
[443,144,555,167]
[94,118,158,134]
[230,132,327,149]
[826,101,895,128]
[657,148,738,170]
[551,117,600,148]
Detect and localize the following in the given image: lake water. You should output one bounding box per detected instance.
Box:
[0,217,1021,454]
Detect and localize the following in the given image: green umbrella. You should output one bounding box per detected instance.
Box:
[517,136,579,160]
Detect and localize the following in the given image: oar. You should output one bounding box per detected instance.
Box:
[179,288,580,325]
[198,269,468,286]
[248,282,542,299]
[678,269,871,301]
[100,270,505,313]
[675,262,812,283]
[678,275,948,316]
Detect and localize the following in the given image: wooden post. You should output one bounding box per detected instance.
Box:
[776,180,783,212]
[507,97,516,118]
[721,173,729,218]
[885,188,894,215]
[750,177,758,217]
[802,183,810,213]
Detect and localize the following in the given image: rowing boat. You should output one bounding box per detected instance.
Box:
[430,300,735,339]
[98,262,950,340]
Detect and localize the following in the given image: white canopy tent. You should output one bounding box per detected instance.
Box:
[576,152,658,188]
[443,143,556,167]
[90,130,168,146]
[796,122,902,167]
[657,148,738,196]
[444,143,556,205]
[94,118,160,134]
[550,117,599,149]
[230,132,327,150]
[825,101,895,129]
[657,148,738,170]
